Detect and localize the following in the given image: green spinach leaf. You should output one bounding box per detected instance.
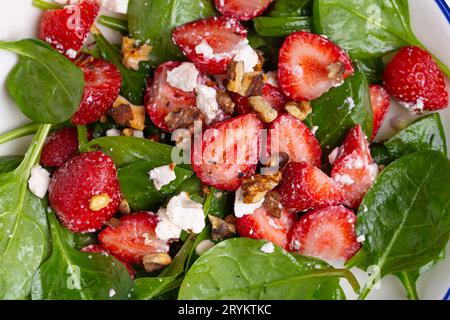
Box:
[253,17,312,37]
[268,0,313,17]
[0,156,23,173]
[357,58,384,84]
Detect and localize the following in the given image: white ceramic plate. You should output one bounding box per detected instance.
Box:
[0,0,449,300]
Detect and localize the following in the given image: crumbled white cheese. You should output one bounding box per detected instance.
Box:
[195,85,219,124]
[65,49,77,59]
[265,71,279,88]
[101,0,129,14]
[166,192,205,234]
[344,97,355,109]
[195,39,215,59]
[155,208,182,241]
[195,239,215,256]
[106,128,122,137]
[233,41,259,73]
[334,174,354,186]
[166,62,199,92]
[28,166,51,199]
[400,98,425,115]
[108,288,116,298]
[234,187,264,218]
[311,126,319,135]
[149,165,177,190]
[260,242,275,254]
[133,130,144,138]
[357,235,366,243]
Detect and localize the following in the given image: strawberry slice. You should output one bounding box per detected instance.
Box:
[98,212,170,265]
[289,206,361,262]
[41,127,86,168]
[82,244,135,278]
[330,125,377,209]
[278,32,354,101]
[39,0,100,59]
[277,162,344,212]
[369,85,391,141]
[72,56,122,125]
[232,83,288,116]
[214,0,274,21]
[172,17,248,75]
[235,207,296,249]
[192,114,263,191]
[268,114,322,167]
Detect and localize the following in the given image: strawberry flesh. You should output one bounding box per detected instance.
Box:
[369,85,391,141]
[214,0,274,21]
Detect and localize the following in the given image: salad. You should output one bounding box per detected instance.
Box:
[0,0,449,301]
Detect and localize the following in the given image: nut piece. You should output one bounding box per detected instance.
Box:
[164,108,203,131]
[122,37,152,71]
[119,199,130,215]
[110,96,146,131]
[208,215,236,241]
[105,217,121,228]
[285,101,312,121]
[227,61,245,93]
[89,193,111,211]
[241,172,282,204]
[122,128,134,136]
[142,253,172,273]
[227,61,264,96]
[249,96,278,123]
[327,61,345,83]
[263,191,284,218]
[216,91,235,115]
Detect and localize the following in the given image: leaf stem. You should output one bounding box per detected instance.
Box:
[0,122,41,145]
[19,123,52,173]
[98,15,129,34]
[32,0,61,10]
[77,126,89,152]
[399,271,419,300]
[358,270,380,300]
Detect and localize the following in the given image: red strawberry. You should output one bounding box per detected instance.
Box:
[48,151,122,233]
[192,114,263,191]
[39,0,100,59]
[383,46,448,112]
[82,244,135,278]
[98,212,170,265]
[41,127,80,168]
[289,206,361,262]
[232,83,288,116]
[172,17,248,75]
[278,32,354,101]
[277,162,344,212]
[214,0,274,21]
[330,125,377,209]
[235,207,296,249]
[369,85,391,141]
[268,114,322,167]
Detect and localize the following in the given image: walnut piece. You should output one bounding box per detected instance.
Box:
[208,215,236,241]
[164,108,203,131]
[227,61,264,96]
[110,96,146,131]
[142,253,172,273]
[216,91,235,115]
[327,61,345,83]
[249,96,278,123]
[242,172,282,204]
[122,37,152,71]
[263,191,284,218]
[119,199,130,215]
[285,101,312,121]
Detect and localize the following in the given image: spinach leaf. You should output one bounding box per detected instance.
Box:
[128,0,215,66]
[356,151,450,299]
[31,212,134,300]
[268,0,313,17]
[0,156,23,173]
[357,58,384,85]
[178,238,359,300]
[253,17,312,37]
[0,124,52,299]
[98,15,129,35]
[0,39,84,124]
[370,143,391,166]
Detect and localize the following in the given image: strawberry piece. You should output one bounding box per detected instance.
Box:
[369,85,391,141]
[39,0,100,59]
[214,0,274,21]
[235,207,296,249]
[192,114,263,191]
[82,244,135,278]
[232,83,288,116]
[268,114,322,167]
[277,162,344,212]
[72,56,122,125]
[383,46,448,112]
[330,125,377,209]
[41,127,80,168]
[289,206,361,262]
[172,17,248,75]
[98,212,169,265]
[48,151,122,233]
[278,32,354,101]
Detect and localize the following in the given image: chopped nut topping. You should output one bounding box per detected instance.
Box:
[208,215,236,241]
[110,96,146,131]
[142,253,172,273]
[227,61,264,96]
[254,50,265,72]
[263,191,284,218]
[122,128,134,136]
[105,217,121,228]
[99,115,108,123]
[164,108,203,131]
[327,61,345,83]
[227,61,245,93]
[89,193,111,211]
[122,37,152,71]
[216,91,235,115]
[224,214,236,225]
[119,199,130,215]
[249,96,278,123]
[241,172,282,204]
[285,101,312,121]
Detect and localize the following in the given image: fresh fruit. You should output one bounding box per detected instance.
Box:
[191,113,263,191]
[72,56,122,125]
[277,161,344,212]
[289,206,361,262]
[172,17,247,74]
[98,212,170,265]
[39,0,100,59]
[232,83,288,116]
[383,46,448,112]
[330,125,377,209]
[48,151,122,233]
[235,207,296,249]
[268,114,322,167]
[41,127,83,167]
[278,32,354,101]
[369,85,391,141]
[81,244,135,278]
[214,0,274,21]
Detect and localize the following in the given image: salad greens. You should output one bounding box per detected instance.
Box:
[253,17,313,37]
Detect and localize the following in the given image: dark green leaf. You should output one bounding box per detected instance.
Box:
[0,156,23,173]
[268,0,313,17]
[253,17,312,37]
[357,58,384,84]
[370,143,391,166]
[98,15,129,34]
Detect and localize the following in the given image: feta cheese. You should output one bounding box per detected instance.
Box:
[260,242,275,254]
[133,130,144,138]
[108,288,116,297]
[195,40,215,59]
[195,239,215,255]
[28,166,51,199]
[155,208,182,241]
[401,98,424,114]
[149,165,177,190]
[357,235,366,243]
[311,126,319,135]
[234,187,264,218]
[166,62,199,92]
[106,128,122,137]
[233,41,259,73]
[66,49,77,59]
[166,192,205,234]
[195,85,219,124]
[101,0,129,14]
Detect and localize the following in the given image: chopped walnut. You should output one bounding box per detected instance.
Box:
[216,91,235,115]
[142,253,172,273]
[119,199,130,215]
[164,108,203,131]
[105,217,121,228]
[227,61,264,96]
[249,96,278,123]
[122,37,152,71]
[327,61,345,83]
[227,61,245,93]
[208,215,236,241]
[110,96,146,131]
[242,172,282,204]
[263,191,284,218]
[285,101,312,121]
[254,50,265,72]
[122,128,133,136]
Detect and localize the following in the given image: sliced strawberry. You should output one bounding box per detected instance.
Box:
[192,114,263,191]
[277,161,344,212]
[82,244,135,278]
[98,212,170,265]
[72,56,122,125]
[41,127,79,168]
[39,0,100,59]
[172,17,248,75]
[235,207,296,249]
[214,0,274,21]
[278,32,354,101]
[289,206,361,262]
[369,85,391,141]
[48,151,122,233]
[268,114,322,167]
[383,46,448,112]
[232,83,288,116]
[331,125,377,209]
